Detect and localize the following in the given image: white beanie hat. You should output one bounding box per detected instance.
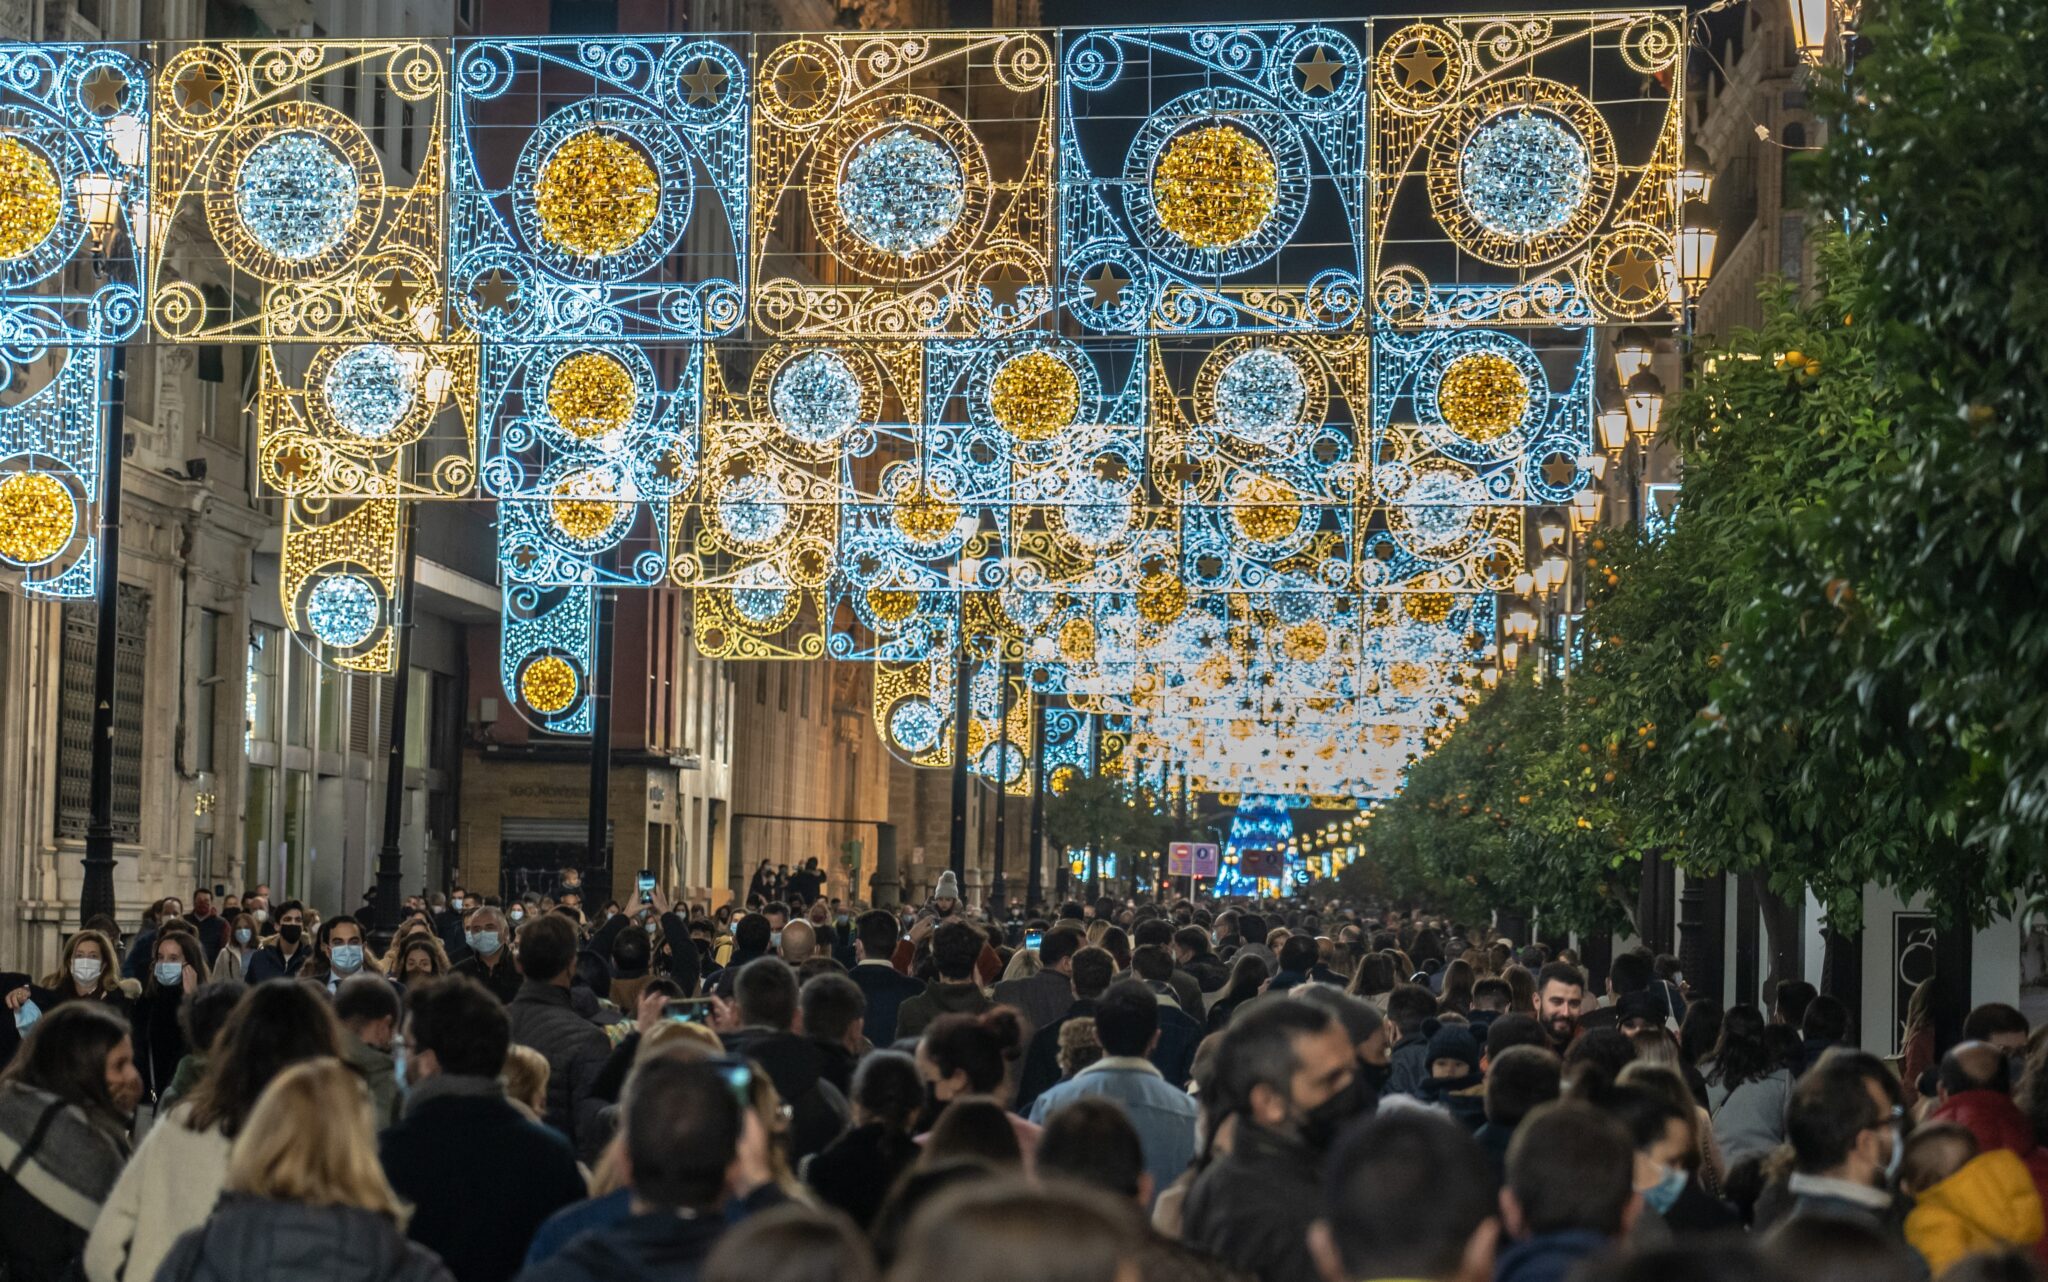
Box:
[934,870,960,902]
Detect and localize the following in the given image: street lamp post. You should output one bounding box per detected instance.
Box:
[372,504,420,936]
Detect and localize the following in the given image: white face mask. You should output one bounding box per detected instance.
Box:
[71,957,102,985]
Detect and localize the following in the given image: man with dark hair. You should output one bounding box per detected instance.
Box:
[507,914,613,1159]
[893,919,991,1040]
[518,1055,780,1282]
[1295,986,1393,1104]
[383,977,586,1282]
[799,971,866,1094]
[721,957,849,1161]
[1476,1043,1562,1182]
[992,923,1084,1036]
[1173,924,1229,993]
[785,856,824,908]
[1471,977,1513,1021]
[1800,996,1855,1069]
[1016,944,1119,1114]
[242,899,310,983]
[1779,1052,1908,1237]
[336,972,404,1128]
[1269,934,1324,996]
[1132,917,1204,1013]
[1773,979,1818,1029]
[1579,951,1654,1034]
[1498,1101,1638,1282]
[1028,980,1199,1206]
[1313,1111,1500,1282]
[1128,944,1202,1086]
[1962,1002,2031,1052]
[1184,1000,1360,1282]
[848,908,922,1045]
[708,911,773,1000]
[1535,961,1586,1052]
[1037,1096,1150,1201]
[1386,982,1440,1096]
[184,887,228,959]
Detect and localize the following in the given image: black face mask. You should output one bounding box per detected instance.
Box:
[1299,1077,1370,1155]
[1353,1059,1391,1099]
[278,923,303,945]
[916,1082,945,1134]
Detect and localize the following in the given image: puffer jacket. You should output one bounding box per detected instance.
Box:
[1905,1149,2045,1276]
[152,1197,452,1282]
[506,981,613,1162]
[1929,1089,2048,1267]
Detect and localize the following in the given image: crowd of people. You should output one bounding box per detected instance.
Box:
[0,867,2044,1282]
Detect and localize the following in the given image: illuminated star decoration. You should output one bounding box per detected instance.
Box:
[175,64,225,112]
[474,268,519,315]
[1607,247,1662,298]
[377,268,422,317]
[80,67,127,116]
[1392,42,1448,92]
[273,446,312,484]
[1082,262,1129,307]
[777,56,828,111]
[681,60,728,107]
[1540,456,1579,488]
[1295,47,1344,95]
[982,262,1032,309]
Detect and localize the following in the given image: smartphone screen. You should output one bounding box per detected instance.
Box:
[664,998,716,1024]
[637,869,655,904]
[713,1057,753,1105]
[1025,931,1044,950]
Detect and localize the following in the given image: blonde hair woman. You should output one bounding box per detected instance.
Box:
[152,1060,452,1282]
[37,929,131,1013]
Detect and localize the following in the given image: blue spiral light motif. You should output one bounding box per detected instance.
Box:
[1458,110,1590,240]
[235,131,360,261]
[837,127,964,256]
[716,473,790,547]
[890,697,941,752]
[322,344,417,440]
[1214,348,1307,443]
[306,574,379,647]
[771,350,862,445]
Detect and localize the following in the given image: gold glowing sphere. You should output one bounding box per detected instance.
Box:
[1058,616,1097,664]
[548,352,637,441]
[1390,661,1429,696]
[893,483,960,546]
[1404,592,1454,625]
[0,137,60,261]
[1137,571,1188,625]
[0,470,75,565]
[989,350,1079,442]
[1152,123,1278,250]
[550,471,624,542]
[1281,621,1329,663]
[520,655,579,714]
[1438,351,1531,442]
[535,129,660,258]
[867,588,919,624]
[966,719,991,758]
[1232,474,1302,544]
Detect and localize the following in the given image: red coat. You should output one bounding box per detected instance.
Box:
[1930,1089,2048,1266]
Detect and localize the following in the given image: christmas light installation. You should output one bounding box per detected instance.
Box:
[304,573,380,647]
[770,349,863,446]
[233,131,360,261]
[837,127,967,256]
[1458,110,1592,241]
[321,344,419,440]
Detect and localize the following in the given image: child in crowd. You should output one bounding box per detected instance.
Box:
[1899,1122,2045,1276]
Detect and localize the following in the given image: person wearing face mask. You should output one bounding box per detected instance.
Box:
[130,929,208,1104]
[1608,1084,1736,1243]
[184,888,229,960]
[120,897,183,983]
[1777,1052,1916,1246]
[455,906,525,1005]
[0,1004,144,1281]
[1181,998,1361,1282]
[309,915,384,995]
[209,911,262,982]
[243,901,312,983]
[25,929,132,1019]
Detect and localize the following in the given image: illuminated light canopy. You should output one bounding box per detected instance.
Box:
[770,349,862,445]
[520,654,579,713]
[1214,347,1308,443]
[0,136,62,261]
[1059,474,1133,550]
[867,587,919,624]
[1459,110,1591,240]
[534,128,661,259]
[1231,474,1304,545]
[837,126,965,257]
[890,697,942,752]
[1152,122,1279,250]
[1437,349,1530,441]
[305,573,379,647]
[547,351,638,442]
[989,350,1079,442]
[716,473,791,547]
[1137,571,1188,625]
[234,131,360,261]
[893,482,960,547]
[549,469,630,544]
[321,344,418,441]
[0,470,76,566]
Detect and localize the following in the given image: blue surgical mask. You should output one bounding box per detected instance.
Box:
[330,943,364,974]
[234,928,253,947]
[392,1044,410,1099]
[13,998,40,1032]
[1642,1165,1687,1214]
[155,960,185,988]
[509,909,525,924]
[466,930,500,955]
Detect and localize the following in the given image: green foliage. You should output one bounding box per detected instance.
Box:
[1043,772,1169,859]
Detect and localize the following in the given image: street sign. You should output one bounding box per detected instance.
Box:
[1168,841,1219,877]
[1237,847,1285,878]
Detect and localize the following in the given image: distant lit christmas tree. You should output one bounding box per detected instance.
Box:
[1218,794,1294,896]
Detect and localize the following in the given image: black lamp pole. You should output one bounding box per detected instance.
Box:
[372,502,420,936]
[587,587,614,879]
[79,341,127,927]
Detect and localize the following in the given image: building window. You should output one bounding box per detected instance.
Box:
[195,608,221,774]
[247,622,280,748]
[57,586,150,841]
[550,0,619,33]
[800,663,811,720]
[1779,215,1806,285]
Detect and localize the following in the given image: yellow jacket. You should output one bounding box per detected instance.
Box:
[1906,1149,2046,1276]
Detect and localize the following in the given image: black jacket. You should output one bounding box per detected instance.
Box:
[805,1122,918,1229]
[453,952,523,1005]
[514,1194,780,1282]
[894,980,989,1041]
[380,1081,589,1282]
[1182,1122,1323,1282]
[129,988,187,1103]
[507,981,614,1161]
[1183,955,1229,993]
[721,1028,848,1161]
[1015,997,1099,1115]
[848,963,925,1046]
[242,942,310,985]
[154,1197,453,1282]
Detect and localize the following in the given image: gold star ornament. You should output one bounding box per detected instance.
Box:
[80,68,127,116]
[1607,247,1664,299]
[1295,47,1344,95]
[776,57,829,112]
[175,64,225,113]
[1392,44,1447,92]
[681,60,728,107]
[1081,262,1130,308]
[473,269,519,315]
[981,262,1033,310]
